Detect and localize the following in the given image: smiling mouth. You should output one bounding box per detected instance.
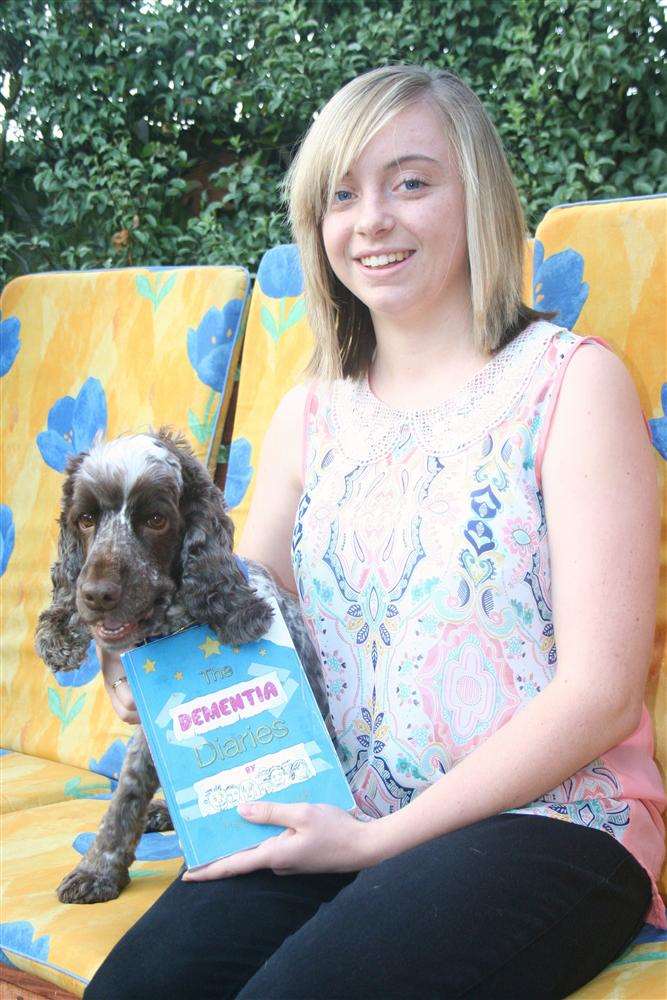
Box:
[93,611,155,645]
[357,250,416,269]
[94,621,139,644]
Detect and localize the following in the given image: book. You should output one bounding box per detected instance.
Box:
[121,596,355,870]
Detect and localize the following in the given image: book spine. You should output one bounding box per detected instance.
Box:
[122,649,197,867]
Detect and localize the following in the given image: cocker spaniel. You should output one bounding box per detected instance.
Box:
[35,429,329,904]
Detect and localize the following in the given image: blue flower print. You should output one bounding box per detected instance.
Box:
[257,245,304,299]
[648,383,667,460]
[187,300,244,392]
[0,921,50,966]
[36,377,107,472]
[89,739,128,782]
[224,437,253,509]
[532,240,589,329]
[72,830,182,862]
[0,316,21,376]
[53,640,101,687]
[0,505,15,577]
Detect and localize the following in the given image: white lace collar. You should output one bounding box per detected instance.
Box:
[329,321,563,462]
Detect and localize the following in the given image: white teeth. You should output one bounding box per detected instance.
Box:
[100,623,130,635]
[359,251,413,268]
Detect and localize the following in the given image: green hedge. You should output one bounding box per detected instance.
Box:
[1,0,664,286]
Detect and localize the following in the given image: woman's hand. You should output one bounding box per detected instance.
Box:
[97,644,140,725]
[182,801,376,880]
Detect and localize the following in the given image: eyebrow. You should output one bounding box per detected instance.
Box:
[342,153,440,178]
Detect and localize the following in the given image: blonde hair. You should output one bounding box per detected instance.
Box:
[285,64,543,381]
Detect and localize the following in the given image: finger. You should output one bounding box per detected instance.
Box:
[107,685,139,724]
[98,646,123,681]
[182,843,271,881]
[114,683,137,713]
[237,800,309,827]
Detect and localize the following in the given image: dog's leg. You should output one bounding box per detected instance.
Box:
[144,798,173,832]
[57,729,158,903]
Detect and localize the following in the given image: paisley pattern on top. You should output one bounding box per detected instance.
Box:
[293,321,666,926]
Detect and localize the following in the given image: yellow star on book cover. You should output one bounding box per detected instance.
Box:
[143,659,156,673]
[199,636,221,659]
[174,671,184,681]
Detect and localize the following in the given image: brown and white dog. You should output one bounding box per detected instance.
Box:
[35,429,329,903]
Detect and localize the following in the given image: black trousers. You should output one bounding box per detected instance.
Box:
[84,813,651,1000]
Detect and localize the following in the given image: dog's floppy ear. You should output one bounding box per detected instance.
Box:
[160,431,273,645]
[35,452,93,672]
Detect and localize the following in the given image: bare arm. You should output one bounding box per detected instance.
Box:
[236,383,308,593]
[365,344,660,864]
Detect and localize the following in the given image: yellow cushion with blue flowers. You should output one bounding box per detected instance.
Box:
[0,265,248,993]
[0,750,114,814]
[530,194,667,997]
[0,797,182,995]
[1,265,249,776]
[225,246,313,533]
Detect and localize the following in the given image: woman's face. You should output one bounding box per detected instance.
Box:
[321,101,469,327]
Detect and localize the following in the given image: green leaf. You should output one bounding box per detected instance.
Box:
[285,297,306,329]
[47,687,65,723]
[156,272,177,305]
[187,408,208,444]
[129,869,162,879]
[136,275,157,305]
[260,305,279,341]
[63,692,87,729]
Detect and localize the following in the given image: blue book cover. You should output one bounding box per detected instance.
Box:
[121,597,354,869]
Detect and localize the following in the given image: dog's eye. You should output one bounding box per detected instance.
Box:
[78,512,96,530]
[146,513,168,531]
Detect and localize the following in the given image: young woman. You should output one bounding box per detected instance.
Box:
[87,66,665,999]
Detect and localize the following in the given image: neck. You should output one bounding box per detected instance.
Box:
[368,293,488,409]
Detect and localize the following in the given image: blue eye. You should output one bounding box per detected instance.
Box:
[402,177,426,191]
[333,190,353,203]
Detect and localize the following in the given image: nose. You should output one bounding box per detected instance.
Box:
[353,191,395,239]
[80,577,122,612]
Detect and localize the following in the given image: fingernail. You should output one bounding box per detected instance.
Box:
[238,802,254,817]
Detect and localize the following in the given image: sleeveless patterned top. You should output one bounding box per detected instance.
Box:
[292,321,666,926]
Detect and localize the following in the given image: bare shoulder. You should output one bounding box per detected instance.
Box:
[270,382,310,431]
[261,382,311,488]
[555,340,641,410]
[541,340,658,532]
[236,382,311,587]
[543,341,650,471]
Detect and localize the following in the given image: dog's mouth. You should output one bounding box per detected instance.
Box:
[94,620,139,644]
[92,612,155,648]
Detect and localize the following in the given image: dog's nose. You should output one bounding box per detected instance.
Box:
[80,579,122,611]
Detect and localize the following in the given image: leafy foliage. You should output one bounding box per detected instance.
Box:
[1,0,664,286]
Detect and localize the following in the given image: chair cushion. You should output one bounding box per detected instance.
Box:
[1,266,249,776]
[532,195,667,896]
[0,796,183,996]
[0,750,113,814]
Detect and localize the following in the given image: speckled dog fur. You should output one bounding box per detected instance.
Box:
[36,429,330,904]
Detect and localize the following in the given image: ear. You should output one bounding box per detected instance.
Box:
[162,433,273,645]
[35,453,92,672]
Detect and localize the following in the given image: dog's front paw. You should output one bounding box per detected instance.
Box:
[57,866,130,904]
